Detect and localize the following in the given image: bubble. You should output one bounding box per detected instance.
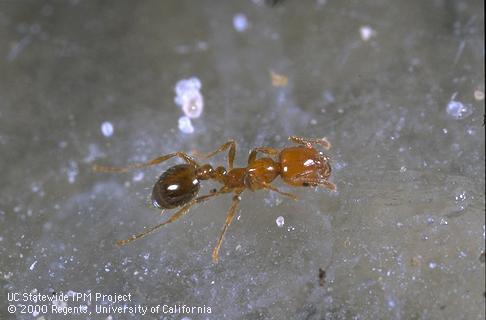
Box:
[175,77,201,96]
[400,166,407,173]
[181,90,204,118]
[446,100,473,120]
[474,90,484,101]
[428,262,437,269]
[101,121,114,137]
[178,116,194,134]
[174,77,204,119]
[276,216,285,227]
[233,13,249,32]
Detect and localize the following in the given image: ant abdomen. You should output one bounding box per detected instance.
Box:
[151,164,200,209]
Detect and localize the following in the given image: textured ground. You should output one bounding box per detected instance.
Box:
[0,1,484,319]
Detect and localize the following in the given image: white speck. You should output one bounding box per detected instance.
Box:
[178,116,194,134]
[83,143,104,163]
[132,171,144,182]
[67,160,78,184]
[29,260,37,271]
[31,182,40,193]
[192,179,199,185]
[167,184,179,191]
[400,166,407,173]
[446,100,473,120]
[428,262,437,269]
[453,40,466,64]
[7,35,32,62]
[442,128,448,134]
[454,189,468,211]
[333,161,347,171]
[322,90,335,104]
[101,121,114,137]
[359,25,376,41]
[474,90,484,101]
[233,13,249,32]
[310,118,317,125]
[276,216,285,227]
[196,41,208,51]
[387,299,396,308]
[283,166,288,172]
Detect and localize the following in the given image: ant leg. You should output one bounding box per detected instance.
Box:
[115,190,223,246]
[196,140,236,170]
[288,136,332,150]
[255,180,298,200]
[212,190,243,263]
[247,147,279,164]
[92,152,198,173]
[318,180,337,191]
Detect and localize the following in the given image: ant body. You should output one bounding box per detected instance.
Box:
[93,136,336,263]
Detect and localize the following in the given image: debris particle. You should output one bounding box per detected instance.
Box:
[29,260,38,271]
[410,256,421,267]
[318,268,326,286]
[270,71,289,87]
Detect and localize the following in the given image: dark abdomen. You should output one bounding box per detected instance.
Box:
[152,164,200,209]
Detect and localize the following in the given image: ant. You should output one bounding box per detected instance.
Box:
[93,136,336,263]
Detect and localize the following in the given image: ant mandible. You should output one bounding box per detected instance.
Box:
[93,135,336,263]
